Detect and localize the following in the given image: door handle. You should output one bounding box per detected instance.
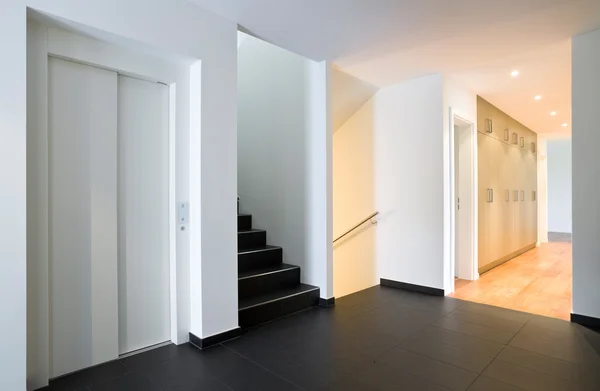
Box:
[491,189,494,203]
[533,190,536,201]
[521,190,524,201]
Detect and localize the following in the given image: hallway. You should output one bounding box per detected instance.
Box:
[39,286,600,391]
[452,242,572,320]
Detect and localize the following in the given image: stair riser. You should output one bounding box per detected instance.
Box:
[238,248,282,273]
[238,231,266,251]
[239,289,320,328]
[238,215,252,231]
[239,268,300,298]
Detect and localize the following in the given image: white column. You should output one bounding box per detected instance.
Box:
[537,137,548,244]
[572,28,600,319]
[189,43,239,339]
[0,2,26,390]
[305,60,334,299]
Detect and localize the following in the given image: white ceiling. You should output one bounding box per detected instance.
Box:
[189,0,600,134]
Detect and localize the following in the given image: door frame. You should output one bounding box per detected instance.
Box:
[28,23,181,384]
[448,110,478,294]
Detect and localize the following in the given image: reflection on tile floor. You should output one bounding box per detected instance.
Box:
[39,285,600,390]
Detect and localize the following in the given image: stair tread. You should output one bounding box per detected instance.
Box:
[238,228,266,234]
[238,263,299,280]
[238,245,281,255]
[239,283,319,311]
[238,213,251,217]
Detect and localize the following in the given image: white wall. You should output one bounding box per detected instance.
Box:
[237,35,332,298]
[572,28,600,320]
[443,78,477,289]
[547,138,572,233]
[537,137,549,243]
[333,93,377,297]
[334,74,445,294]
[332,69,379,132]
[3,1,238,389]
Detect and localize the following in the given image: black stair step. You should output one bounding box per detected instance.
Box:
[238,214,252,231]
[238,245,282,273]
[238,264,300,298]
[238,229,266,251]
[239,283,320,328]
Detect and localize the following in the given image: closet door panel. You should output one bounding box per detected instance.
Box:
[478,133,491,268]
[118,76,170,355]
[49,57,118,378]
[488,139,504,263]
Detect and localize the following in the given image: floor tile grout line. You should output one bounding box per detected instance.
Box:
[220,343,308,391]
[467,315,533,390]
[428,322,516,344]
[444,309,531,332]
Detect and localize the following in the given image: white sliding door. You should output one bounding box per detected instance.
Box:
[48,57,119,377]
[117,75,170,355]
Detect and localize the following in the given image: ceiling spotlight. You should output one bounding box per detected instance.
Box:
[550,111,557,116]
[534,95,542,100]
[511,70,519,77]
[562,123,568,127]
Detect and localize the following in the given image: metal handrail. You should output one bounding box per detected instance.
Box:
[333,211,379,244]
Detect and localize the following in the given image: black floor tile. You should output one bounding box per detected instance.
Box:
[49,360,129,390]
[377,347,478,391]
[87,372,161,391]
[447,308,526,333]
[482,359,570,391]
[39,286,600,391]
[467,376,525,391]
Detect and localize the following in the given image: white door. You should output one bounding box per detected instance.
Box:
[117,75,170,355]
[48,57,119,377]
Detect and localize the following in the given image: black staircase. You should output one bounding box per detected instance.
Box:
[237,213,319,328]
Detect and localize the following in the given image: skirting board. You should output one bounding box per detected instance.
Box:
[189,328,241,350]
[380,278,444,297]
[479,243,536,275]
[319,297,335,308]
[571,313,600,329]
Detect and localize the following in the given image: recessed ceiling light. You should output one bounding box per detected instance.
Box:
[511,70,519,77]
[534,95,542,100]
[550,111,557,116]
[562,123,568,127]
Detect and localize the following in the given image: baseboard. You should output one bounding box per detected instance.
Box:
[571,313,600,329]
[479,243,536,274]
[189,327,241,350]
[380,278,444,297]
[319,297,335,308]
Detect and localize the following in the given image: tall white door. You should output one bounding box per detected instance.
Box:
[48,57,119,377]
[117,75,170,355]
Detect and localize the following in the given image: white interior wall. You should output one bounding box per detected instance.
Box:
[537,137,549,244]
[332,68,379,132]
[237,34,332,298]
[334,74,446,293]
[3,2,239,389]
[547,138,572,233]
[572,27,600,320]
[443,79,477,290]
[333,95,377,298]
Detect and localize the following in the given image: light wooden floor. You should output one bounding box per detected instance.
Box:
[451,242,572,320]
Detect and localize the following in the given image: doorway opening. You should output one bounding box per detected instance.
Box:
[449,114,477,295]
[450,97,573,321]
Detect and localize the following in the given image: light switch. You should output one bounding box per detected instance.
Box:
[178,202,189,224]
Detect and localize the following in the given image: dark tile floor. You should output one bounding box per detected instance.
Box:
[40,286,600,391]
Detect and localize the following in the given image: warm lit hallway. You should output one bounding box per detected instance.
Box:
[452,242,572,320]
